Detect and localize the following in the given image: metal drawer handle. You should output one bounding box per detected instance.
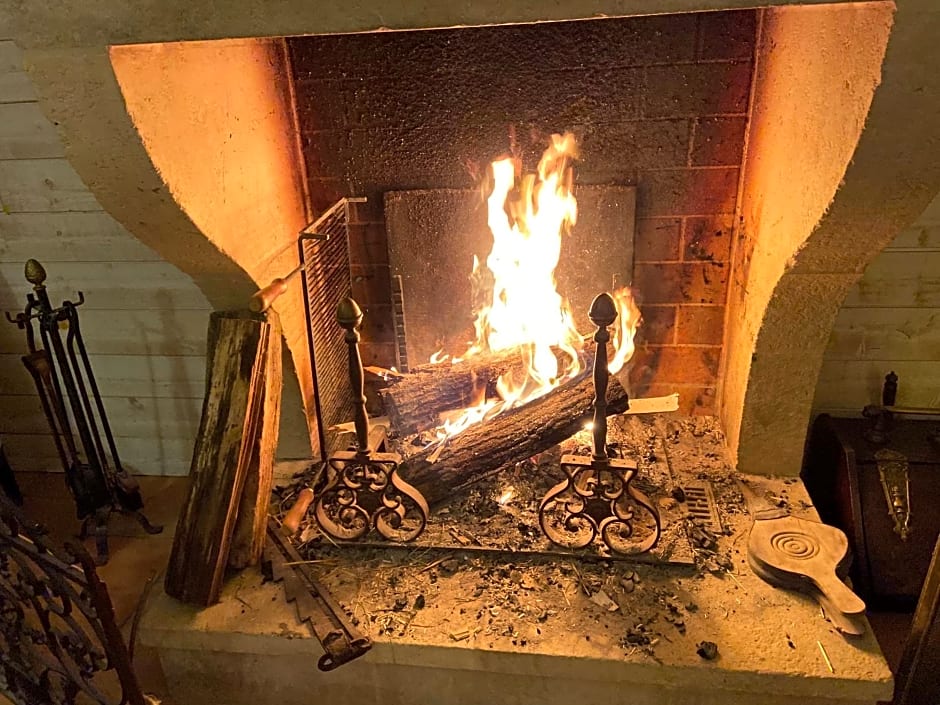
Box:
[875,448,911,541]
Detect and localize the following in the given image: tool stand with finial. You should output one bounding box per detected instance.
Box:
[4,259,162,565]
[538,292,661,555]
[314,298,428,542]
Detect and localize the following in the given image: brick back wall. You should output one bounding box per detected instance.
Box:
[287,9,755,414]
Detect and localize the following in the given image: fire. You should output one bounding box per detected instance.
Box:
[431,133,641,440]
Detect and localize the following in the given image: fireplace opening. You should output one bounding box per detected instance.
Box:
[105,3,902,480]
[103,0,896,556]
[245,13,760,561]
[285,12,752,421]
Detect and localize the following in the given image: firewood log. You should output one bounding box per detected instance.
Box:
[165,311,276,606]
[380,347,580,435]
[400,373,628,506]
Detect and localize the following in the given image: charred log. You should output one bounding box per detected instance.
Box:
[400,373,628,506]
[380,347,579,435]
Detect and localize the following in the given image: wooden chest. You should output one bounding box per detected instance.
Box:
[802,414,940,609]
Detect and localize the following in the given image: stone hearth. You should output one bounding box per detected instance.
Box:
[140,418,892,705]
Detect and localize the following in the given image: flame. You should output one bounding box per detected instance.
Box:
[430,133,642,441]
[429,349,450,365]
[608,287,642,375]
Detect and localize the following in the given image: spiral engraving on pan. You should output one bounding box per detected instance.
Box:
[770,531,820,560]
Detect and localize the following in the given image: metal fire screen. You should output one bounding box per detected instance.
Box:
[299,198,362,457]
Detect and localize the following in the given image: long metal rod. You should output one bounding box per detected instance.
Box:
[70,305,126,475]
[36,288,104,486]
[65,307,110,477]
[316,539,694,567]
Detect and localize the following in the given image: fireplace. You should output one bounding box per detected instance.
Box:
[88,0,937,481]
[6,0,940,703]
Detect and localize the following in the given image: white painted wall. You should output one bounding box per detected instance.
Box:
[0,40,212,475]
[813,193,940,415]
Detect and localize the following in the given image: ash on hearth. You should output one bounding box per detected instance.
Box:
[269,416,752,661]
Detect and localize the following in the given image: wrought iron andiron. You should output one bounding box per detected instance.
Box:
[4,260,162,565]
[313,298,428,542]
[538,293,661,555]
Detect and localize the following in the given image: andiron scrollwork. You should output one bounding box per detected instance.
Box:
[314,298,429,543]
[538,293,661,555]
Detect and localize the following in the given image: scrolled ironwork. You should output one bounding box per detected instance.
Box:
[312,297,428,543]
[314,451,428,543]
[0,495,145,705]
[539,455,661,554]
[538,292,661,555]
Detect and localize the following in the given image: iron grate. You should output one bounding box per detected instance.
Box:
[299,199,359,458]
[683,481,722,531]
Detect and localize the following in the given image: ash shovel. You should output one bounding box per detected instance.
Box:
[739,481,867,636]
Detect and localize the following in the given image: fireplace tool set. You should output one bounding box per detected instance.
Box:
[4,259,162,565]
[288,292,661,557]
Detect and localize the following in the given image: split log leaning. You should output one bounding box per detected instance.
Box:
[228,311,283,570]
[164,311,277,606]
[400,373,629,506]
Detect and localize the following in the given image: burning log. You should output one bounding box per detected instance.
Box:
[380,347,578,436]
[400,372,629,506]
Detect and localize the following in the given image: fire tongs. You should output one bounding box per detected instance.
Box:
[538,292,661,555]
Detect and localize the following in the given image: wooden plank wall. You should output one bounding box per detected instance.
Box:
[813,194,940,416]
[0,40,213,475]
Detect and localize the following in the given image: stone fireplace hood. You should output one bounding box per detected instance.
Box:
[5,0,940,476]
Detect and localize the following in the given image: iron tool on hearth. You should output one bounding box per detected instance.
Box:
[263,517,372,670]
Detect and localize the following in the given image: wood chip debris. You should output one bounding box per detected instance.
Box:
[817,640,835,674]
[449,627,481,641]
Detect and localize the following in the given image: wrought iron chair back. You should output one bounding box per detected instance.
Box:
[0,495,145,705]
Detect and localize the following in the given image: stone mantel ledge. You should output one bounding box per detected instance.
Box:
[140,474,892,705]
